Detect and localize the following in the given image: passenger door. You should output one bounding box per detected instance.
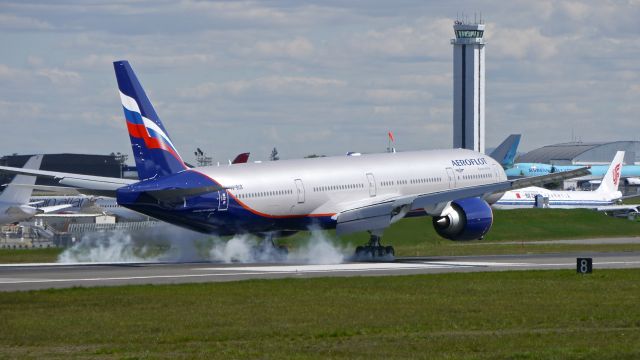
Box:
[294,179,305,204]
[366,173,376,197]
[446,167,457,189]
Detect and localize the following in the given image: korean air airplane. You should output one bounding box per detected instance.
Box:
[505,159,640,180]
[0,61,589,259]
[494,151,624,209]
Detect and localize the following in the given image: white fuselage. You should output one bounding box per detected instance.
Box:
[193,149,507,218]
[493,186,621,210]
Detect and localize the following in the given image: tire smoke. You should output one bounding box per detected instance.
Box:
[57,223,349,264]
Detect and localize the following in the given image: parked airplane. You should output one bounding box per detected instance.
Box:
[505,158,640,180]
[0,155,72,225]
[494,151,624,209]
[29,195,149,221]
[0,61,589,259]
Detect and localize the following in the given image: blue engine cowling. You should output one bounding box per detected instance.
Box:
[432,197,493,241]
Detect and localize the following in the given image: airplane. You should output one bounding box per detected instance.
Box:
[494,151,625,209]
[0,61,590,260]
[29,195,150,221]
[0,155,72,225]
[505,158,640,180]
[488,134,521,169]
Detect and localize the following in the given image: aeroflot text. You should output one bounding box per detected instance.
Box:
[451,158,487,167]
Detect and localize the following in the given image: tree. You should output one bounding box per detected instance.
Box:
[270,147,280,161]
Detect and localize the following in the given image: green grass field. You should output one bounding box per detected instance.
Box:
[1,269,639,359]
[2,209,640,263]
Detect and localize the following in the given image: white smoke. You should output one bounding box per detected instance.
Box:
[58,224,349,264]
[57,231,157,263]
[287,229,346,264]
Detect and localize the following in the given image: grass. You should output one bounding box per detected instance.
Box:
[0,248,64,264]
[1,269,639,359]
[2,209,640,263]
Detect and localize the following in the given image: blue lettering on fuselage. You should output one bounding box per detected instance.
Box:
[451,158,488,167]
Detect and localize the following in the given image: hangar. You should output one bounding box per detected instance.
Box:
[517,141,640,166]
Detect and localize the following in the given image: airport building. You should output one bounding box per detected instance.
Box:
[451,19,485,153]
[517,141,640,166]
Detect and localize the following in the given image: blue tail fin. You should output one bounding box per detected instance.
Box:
[113,60,186,180]
[489,134,521,169]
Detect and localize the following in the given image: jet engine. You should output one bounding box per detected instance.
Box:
[432,197,493,241]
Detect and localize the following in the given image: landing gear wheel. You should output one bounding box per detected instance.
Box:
[352,232,395,261]
[385,246,395,257]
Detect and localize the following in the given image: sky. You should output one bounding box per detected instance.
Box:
[1,0,639,164]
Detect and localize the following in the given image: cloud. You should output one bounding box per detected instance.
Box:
[366,89,432,103]
[0,13,53,30]
[179,75,347,99]
[67,53,216,69]
[251,37,314,59]
[488,24,564,60]
[351,17,453,60]
[36,68,82,85]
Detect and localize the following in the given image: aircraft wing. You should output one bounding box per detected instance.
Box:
[39,204,73,214]
[334,167,592,235]
[141,185,230,203]
[8,184,82,195]
[509,167,591,189]
[596,205,640,212]
[0,166,136,196]
[35,213,105,218]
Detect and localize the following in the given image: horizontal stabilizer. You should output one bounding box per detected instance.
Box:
[143,185,229,202]
[0,165,136,197]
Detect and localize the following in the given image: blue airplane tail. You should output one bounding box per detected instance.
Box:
[113,60,187,180]
[489,134,521,169]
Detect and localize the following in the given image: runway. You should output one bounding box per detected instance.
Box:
[1,251,640,291]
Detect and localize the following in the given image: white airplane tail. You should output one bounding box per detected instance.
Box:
[595,151,625,195]
[0,155,43,204]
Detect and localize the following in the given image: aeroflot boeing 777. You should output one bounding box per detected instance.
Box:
[0,61,589,259]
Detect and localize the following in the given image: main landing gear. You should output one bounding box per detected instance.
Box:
[354,231,395,261]
[254,233,289,262]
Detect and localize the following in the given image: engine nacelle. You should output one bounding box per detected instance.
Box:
[432,197,493,241]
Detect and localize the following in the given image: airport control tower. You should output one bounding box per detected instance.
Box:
[451,19,485,153]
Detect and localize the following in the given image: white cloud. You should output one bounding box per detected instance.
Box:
[366,89,432,102]
[36,68,82,85]
[488,24,564,59]
[251,37,314,59]
[67,53,216,69]
[352,17,453,59]
[180,76,347,99]
[0,13,53,30]
[560,2,591,20]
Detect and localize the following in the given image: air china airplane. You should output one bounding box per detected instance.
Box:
[0,61,589,259]
[494,151,624,209]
